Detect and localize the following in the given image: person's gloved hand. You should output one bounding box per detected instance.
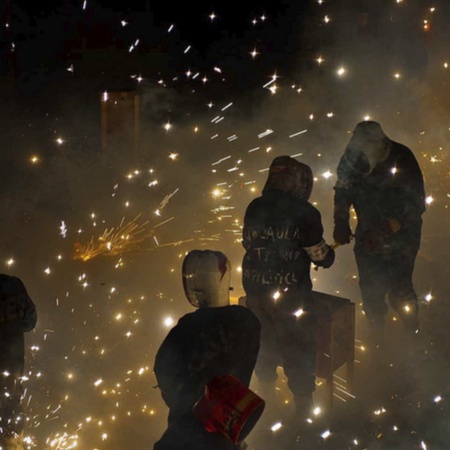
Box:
[333,221,352,245]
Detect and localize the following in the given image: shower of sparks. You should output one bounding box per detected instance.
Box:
[73,215,156,262]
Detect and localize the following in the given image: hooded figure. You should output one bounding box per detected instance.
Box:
[0,274,37,450]
[333,121,425,346]
[153,250,261,450]
[242,156,334,422]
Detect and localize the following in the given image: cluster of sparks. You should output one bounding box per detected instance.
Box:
[3,0,450,449]
[73,215,156,262]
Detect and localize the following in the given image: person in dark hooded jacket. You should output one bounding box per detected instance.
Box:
[153,250,261,450]
[333,121,425,347]
[241,156,335,421]
[0,274,37,450]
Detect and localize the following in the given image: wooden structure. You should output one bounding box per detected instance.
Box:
[313,291,355,409]
[100,90,140,161]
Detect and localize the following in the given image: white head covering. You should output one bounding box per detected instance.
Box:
[344,121,392,175]
[182,250,231,308]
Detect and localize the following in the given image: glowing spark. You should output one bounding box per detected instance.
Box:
[44,267,51,275]
[394,72,401,79]
[327,112,334,118]
[364,115,371,121]
[168,153,178,161]
[250,48,259,58]
[60,221,67,238]
[313,407,322,416]
[323,15,331,23]
[56,137,64,145]
[321,430,331,439]
[30,155,40,164]
[425,293,433,303]
[273,291,281,300]
[421,441,428,450]
[426,195,434,204]
[271,422,282,432]
[294,308,305,318]
[73,215,156,262]
[434,395,442,403]
[184,46,191,54]
[164,317,174,327]
[6,258,14,267]
[391,166,397,174]
[164,122,172,131]
[316,56,324,64]
[337,67,346,76]
[258,129,274,138]
[121,20,128,26]
[289,130,308,138]
[67,64,74,72]
[94,379,103,387]
[209,12,216,21]
[103,91,108,102]
[322,170,333,179]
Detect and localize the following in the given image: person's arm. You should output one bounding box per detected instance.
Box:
[333,154,355,244]
[231,308,261,387]
[394,147,426,228]
[303,207,335,268]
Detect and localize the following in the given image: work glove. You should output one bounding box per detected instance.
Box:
[333,221,352,245]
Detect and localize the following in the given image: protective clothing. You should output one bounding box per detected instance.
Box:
[242,158,334,415]
[262,155,314,201]
[182,250,231,308]
[333,122,425,337]
[154,250,261,450]
[0,275,37,445]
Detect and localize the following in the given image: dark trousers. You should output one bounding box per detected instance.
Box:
[354,226,421,322]
[246,292,316,398]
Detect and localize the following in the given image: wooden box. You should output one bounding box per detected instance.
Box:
[313,291,355,408]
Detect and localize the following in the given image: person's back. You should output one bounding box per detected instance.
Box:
[241,156,334,422]
[153,250,261,450]
[0,274,37,450]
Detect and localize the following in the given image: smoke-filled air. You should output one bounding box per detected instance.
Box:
[1,1,450,449]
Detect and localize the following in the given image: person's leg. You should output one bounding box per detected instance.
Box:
[275,308,316,419]
[355,248,389,348]
[386,226,421,335]
[245,296,281,386]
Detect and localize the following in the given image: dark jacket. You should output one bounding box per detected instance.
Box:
[242,190,334,300]
[334,141,425,242]
[0,275,37,374]
[154,305,260,423]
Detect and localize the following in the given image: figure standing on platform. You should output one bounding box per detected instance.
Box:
[333,121,425,347]
[241,156,335,422]
[153,250,261,450]
[0,274,37,450]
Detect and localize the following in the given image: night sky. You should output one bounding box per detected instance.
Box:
[1,1,450,449]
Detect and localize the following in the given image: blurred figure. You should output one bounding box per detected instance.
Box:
[0,274,37,450]
[333,121,425,347]
[241,156,335,421]
[153,250,261,450]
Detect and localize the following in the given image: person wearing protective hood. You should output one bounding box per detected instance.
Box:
[333,121,425,347]
[0,274,37,450]
[153,250,261,450]
[241,156,335,421]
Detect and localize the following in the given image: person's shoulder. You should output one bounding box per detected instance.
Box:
[391,141,415,157]
[225,305,260,326]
